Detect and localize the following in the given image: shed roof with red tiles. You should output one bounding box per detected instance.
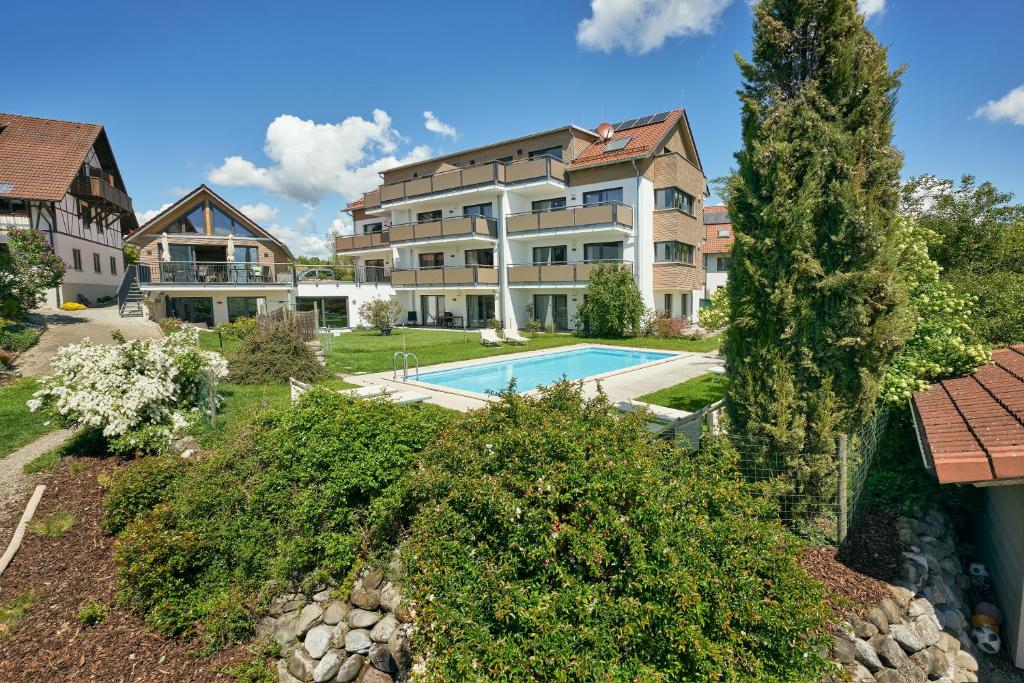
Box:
[911,346,1024,485]
[704,205,734,254]
[569,110,685,170]
[0,113,106,201]
[344,197,364,211]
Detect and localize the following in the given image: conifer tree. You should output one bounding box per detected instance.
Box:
[725,0,912,517]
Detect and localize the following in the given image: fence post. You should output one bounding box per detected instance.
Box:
[207,369,217,429]
[837,433,849,544]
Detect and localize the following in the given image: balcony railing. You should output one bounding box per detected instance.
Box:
[137,261,296,286]
[506,201,633,236]
[507,260,632,285]
[365,155,566,208]
[389,215,497,244]
[391,265,498,288]
[69,174,134,215]
[335,230,390,253]
[297,265,392,285]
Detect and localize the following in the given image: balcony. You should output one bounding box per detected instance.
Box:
[389,215,496,245]
[506,201,633,238]
[391,265,498,288]
[335,230,390,253]
[364,155,566,209]
[69,173,133,215]
[507,260,632,286]
[136,261,296,286]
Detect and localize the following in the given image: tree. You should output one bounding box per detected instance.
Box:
[0,227,66,317]
[574,264,645,337]
[725,0,913,515]
[359,297,402,333]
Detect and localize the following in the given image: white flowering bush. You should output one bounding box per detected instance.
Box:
[29,327,228,454]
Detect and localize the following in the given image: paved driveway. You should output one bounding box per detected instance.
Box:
[14,306,161,377]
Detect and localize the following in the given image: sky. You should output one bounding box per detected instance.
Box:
[5,0,1023,257]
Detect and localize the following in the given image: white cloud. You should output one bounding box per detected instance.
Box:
[423,111,457,139]
[857,0,885,18]
[208,110,432,204]
[136,202,172,224]
[974,84,1024,126]
[270,223,332,258]
[577,0,734,55]
[238,202,279,224]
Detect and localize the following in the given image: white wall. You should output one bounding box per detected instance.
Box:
[704,253,729,298]
[297,281,396,328]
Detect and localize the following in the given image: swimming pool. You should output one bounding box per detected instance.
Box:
[415,347,676,395]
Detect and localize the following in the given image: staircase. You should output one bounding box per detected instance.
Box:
[117,265,145,318]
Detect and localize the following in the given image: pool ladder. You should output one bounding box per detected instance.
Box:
[392,352,419,381]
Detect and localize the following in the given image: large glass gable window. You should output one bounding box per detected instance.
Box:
[167,203,205,233]
[211,205,257,237]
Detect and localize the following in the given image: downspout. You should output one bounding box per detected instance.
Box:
[631,159,641,281]
[496,192,507,327]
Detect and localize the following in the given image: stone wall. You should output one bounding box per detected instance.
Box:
[832,506,981,683]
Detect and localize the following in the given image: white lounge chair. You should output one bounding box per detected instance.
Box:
[502,329,529,346]
[480,329,502,346]
[388,391,429,405]
[341,385,398,398]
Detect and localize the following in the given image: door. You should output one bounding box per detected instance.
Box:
[467,295,495,328]
[533,294,568,331]
[421,295,445,326]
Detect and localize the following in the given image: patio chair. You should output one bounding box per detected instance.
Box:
[480,329,502,346]
[503,329,529,346]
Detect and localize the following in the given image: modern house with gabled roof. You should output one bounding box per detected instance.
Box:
[702,204,734,303]
[0,113,136,306]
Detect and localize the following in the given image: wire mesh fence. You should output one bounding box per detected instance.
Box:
[662,406,890,546]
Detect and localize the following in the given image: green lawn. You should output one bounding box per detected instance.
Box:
[0,378,54,458]
[636,373,728,412]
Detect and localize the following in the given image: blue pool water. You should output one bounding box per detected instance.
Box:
[416,347,675,395]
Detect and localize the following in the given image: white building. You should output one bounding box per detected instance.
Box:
[702,205,733,304]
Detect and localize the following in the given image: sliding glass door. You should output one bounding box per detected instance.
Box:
[467,295,495,328]
[533,294,568,331]
[420,295,445,326]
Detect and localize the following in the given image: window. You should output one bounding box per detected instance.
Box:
[654,241,694,264]
[654,187,695,214]
[583,241,623,262]
[531,197,566,212]
[167,203,205,234]
[464,249,494,267]
[72,249,82,271]
[416,210,442,222]
[165,297,214,326]
[716,256,729,272]
[603,136,630,153]
[528,146,562,160]
[462,203,493,218]
[0,198,28,215]
[227,297,263,322]
[582,187,623,205]
[532,245,567,265]
[93,252,101,273]
[211,205,257,237]
[663,293,673,316]
[110,256,117,275]
[363,222,384,234]
[418,252,444,269]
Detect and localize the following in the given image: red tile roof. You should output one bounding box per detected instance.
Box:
[345,197,364,211]
[569,110,684,170]
[0,113,104,201]
[704,205,733,254]
[912,346,1024,484]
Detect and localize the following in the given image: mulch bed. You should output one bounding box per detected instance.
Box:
[0,457,254,682]
[798,509,906,618]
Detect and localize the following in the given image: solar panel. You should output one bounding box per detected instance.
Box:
[604,136,631,153]
[611,111,674,132]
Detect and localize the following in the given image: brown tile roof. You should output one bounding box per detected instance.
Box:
[345,197,364,211]
[912,346,1024,484]
[569,110,684,170]
[704,205,733,254]
[0,113,104,201]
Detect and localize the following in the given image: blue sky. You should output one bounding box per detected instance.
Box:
[7,0,1023,256]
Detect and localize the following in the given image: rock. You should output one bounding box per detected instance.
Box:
[874,669,904,683]
[331,622,351,649]
[870,635,909,669]
[277,658,302,683]
[850,663,875,683]
[357,666,392,683]
[313,589,333,603]
[853,637,883,672]
[323,601,350,626]
[962,672,978,683]
[288,649,317,682]
[888,585,915,611]
[350,580,381,611]
[312,649,343,682]
[362,567,384,590]
[388,628,411,671]
[867,607,890,635]
[296,603,324,637]
[911,615,941,648]
[393,601,413,623]
[379,582,401,613]
[890,622,929,653]
[304,624,334,659]
[334,654,364,682]
[955,649,978,672]
[833,636,856,664]
[348,609,381,629]
[896,661,928,682]
[880,598,904,624]
[275,610,302,647]
[850,615,879,639]
[937,632,960,653]
[936,607,967,634]
[345,628,373,655]
[923,645,949,679]
[271,593,307,617]
[370,614,398,643]
[908,598,933,618]
[368,642,396,673]
[256,616,277,640]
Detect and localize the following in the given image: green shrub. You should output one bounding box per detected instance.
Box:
[358,297,403,333]
[574,264,645,337]
[157,318,183,335]
[102,455,190,534]
[77,601,109,627]
[0,319,39,352]
[227,327,325,385]
[28,508,75,536]
[111,390,451,647]
[215,317,257,341]
[399,382,832,681]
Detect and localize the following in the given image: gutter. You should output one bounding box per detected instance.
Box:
[631,158,641,281]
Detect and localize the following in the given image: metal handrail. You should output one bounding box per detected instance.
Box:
[505,201,633,236]
[115,264,137,313]
[392,351,419,381]
[390,264,497,287]
[507,260,632,284]
[388,215,498,243]
[335,230,390,252]
[506,200,631,217]
[144,261,294,286]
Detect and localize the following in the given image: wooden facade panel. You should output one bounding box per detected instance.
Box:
[652,263,702,290]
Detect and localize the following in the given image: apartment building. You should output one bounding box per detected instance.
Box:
[0,113,137,306]
[702,204,733,302]
[337,110,708,331]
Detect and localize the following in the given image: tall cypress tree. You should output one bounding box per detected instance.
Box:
[725,0,912,516]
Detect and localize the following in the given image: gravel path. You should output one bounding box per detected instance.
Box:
[0,428,73,515]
